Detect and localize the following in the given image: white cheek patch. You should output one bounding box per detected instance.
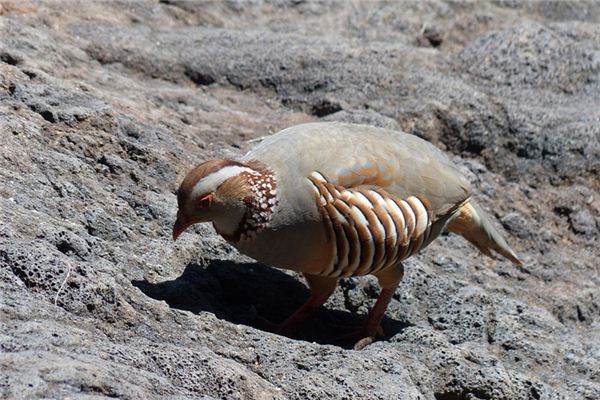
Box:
[191,166,256,199]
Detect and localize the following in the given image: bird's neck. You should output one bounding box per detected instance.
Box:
[213,168,278,243]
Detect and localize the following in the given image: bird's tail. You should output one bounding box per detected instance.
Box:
[447,200,522,265]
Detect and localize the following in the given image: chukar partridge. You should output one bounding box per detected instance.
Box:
[173,122,521,348]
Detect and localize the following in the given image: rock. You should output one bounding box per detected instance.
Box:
[1,1,599,399]
[501,212,532,239]
[568,209,598,238]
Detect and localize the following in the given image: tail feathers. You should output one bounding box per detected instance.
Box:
[447,200,522,266]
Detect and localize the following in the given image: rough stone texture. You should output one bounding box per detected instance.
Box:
[1,1,599,399]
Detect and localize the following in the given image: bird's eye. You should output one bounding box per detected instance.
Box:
[197,194,214,209]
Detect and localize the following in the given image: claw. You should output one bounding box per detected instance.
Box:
[353,336,373,350]
[253,312,281,332]
[328,324,386,349]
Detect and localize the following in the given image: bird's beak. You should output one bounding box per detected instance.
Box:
[172,212,197,241]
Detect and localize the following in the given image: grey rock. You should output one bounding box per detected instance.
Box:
[501,212,532,239]
[1,1,599,399]
[568,209,598,238]
[459,23,600,91]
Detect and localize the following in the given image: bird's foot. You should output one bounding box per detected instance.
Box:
[329,325,385,350]
[251,310,303,338]
[249,306,281,331]
[252,313,283,332]
[354,336,374,351]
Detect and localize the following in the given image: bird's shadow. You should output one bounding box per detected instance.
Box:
[132,260,410,348]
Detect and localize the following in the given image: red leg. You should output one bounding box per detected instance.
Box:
[363,286,396,335]
[352,285,397,349]
[334,264,404,349]
[276,290,333,336]
[259,274,337,337]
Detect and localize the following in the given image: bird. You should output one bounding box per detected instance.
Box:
[173,122,522,349]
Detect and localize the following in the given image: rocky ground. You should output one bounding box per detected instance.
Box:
[1,1,599,399]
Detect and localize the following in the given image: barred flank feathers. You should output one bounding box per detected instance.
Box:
[308,172,434,278]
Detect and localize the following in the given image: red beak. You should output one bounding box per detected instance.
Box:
[172,212,195,241]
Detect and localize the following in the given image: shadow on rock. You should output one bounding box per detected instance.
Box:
[132,260,410,348]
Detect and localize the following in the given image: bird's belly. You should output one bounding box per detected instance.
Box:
[230,218,444,279]
[230,221,332,275]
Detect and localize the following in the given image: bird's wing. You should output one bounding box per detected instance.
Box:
[306,170,437,277]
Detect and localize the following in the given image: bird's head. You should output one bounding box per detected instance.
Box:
[173,159,260,240]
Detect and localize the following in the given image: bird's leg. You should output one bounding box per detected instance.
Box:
[333,264,404,350]
[351,285,398,350]
[256,274,337,337]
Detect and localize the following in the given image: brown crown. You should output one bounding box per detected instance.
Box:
[177,159,245,208]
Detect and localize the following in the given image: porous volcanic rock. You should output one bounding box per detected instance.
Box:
[1,1,599,399]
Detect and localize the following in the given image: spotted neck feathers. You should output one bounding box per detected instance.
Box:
[215,169,278,243]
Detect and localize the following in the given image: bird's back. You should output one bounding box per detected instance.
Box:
[243,122,471,220]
